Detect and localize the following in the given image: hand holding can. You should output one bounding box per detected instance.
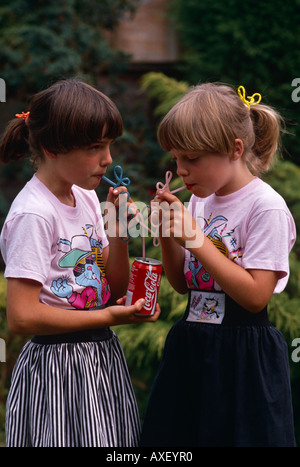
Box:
[125,257,163,316]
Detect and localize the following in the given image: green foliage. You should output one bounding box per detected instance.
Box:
[141,72,189,118]
[0,0,134,96]
[263,161,300,255]
[169,0,300,164]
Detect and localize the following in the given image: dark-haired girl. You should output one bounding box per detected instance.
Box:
[0,79,160,447]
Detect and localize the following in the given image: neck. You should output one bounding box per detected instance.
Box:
[216,161,255,196]
[35,168,75,207]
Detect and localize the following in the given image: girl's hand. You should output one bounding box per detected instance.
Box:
[106,186,133,205]
[155,189,204,250]
[105,186,138,240]
[106,296,161,325]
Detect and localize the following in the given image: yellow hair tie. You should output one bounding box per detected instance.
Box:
[238,86,261,109]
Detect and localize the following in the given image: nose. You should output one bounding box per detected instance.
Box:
[100,145,113,167]
[176,160,189,178]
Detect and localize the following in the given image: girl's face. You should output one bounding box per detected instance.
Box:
[170,148,248,197]
[53,139,113,191]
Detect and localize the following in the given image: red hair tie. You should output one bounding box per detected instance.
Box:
[15,111,30,120]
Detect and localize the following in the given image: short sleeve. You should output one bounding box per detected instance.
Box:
[242,209,296,293]
[2,213,53,284]
[85,189,109,249]
[95,209,109,249]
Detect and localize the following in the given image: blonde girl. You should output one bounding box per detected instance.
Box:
[140,83,296,447]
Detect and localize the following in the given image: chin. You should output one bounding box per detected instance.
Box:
[76,180,99,191]
[192,187,213,198]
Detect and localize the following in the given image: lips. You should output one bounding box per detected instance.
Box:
[185,184,194,190]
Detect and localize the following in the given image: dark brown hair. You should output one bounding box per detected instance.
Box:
[158,83,283,175]
[0,79,123,165]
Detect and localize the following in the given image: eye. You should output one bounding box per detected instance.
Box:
[187,154,200,162]
[88,144,101,151]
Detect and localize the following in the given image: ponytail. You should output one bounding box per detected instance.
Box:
[157,83,285,177]
[0,117,30,163]
[247,104,283,174]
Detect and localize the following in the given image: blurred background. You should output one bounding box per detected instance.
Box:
[1,0,300,446]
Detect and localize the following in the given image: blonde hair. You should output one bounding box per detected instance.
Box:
[157,83,283,175]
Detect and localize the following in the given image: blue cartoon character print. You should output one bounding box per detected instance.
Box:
[185,213,242,290]
[51,224,110,309]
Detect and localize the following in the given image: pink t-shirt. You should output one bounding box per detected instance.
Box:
[0,175,110,309]
[184,177,296,294]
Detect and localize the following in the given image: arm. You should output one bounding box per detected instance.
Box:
[103,240,129,302]
[102,186,131,301]
[151,196,187,294]
[6,278,161,335]
[159,236,187,294]
[157,190,278,313]
[190,236,278,313]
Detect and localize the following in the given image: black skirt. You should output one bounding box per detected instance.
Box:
[140,291,296,447]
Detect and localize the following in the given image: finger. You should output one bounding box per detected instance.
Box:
[153,303,161,316]
[116,296,127,305]
[133,298,146,311]
[115,298,146,314]
[106,186,130,204]
[141,303,162,322]
[106,186,115,203]
[155,189,179,204]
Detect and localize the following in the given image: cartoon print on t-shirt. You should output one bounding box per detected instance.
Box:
[185,213,242,290]
[201,297,219,320]
[50,224,110,308]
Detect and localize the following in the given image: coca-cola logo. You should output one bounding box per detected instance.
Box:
[144,271,158,311]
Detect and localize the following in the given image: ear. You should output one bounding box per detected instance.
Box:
[43,148,57,159]
[231,139,244,161]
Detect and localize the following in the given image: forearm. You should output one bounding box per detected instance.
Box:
[160,235,187,294]
[104,238,130,301]
[6,278,160,336]
[8,300,113,335]
[190,236,277,313]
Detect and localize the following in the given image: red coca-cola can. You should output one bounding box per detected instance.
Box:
[125,257,163,316]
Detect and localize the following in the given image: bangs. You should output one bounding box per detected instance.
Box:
[69,86,123,146]
[157,84,242,155]
[31,80,123,154]
[67,95,123,148]
[157,105,217,153]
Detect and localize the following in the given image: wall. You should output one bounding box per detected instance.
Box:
[105,0,179,64]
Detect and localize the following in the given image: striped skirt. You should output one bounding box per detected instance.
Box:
[6,330,140,447]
